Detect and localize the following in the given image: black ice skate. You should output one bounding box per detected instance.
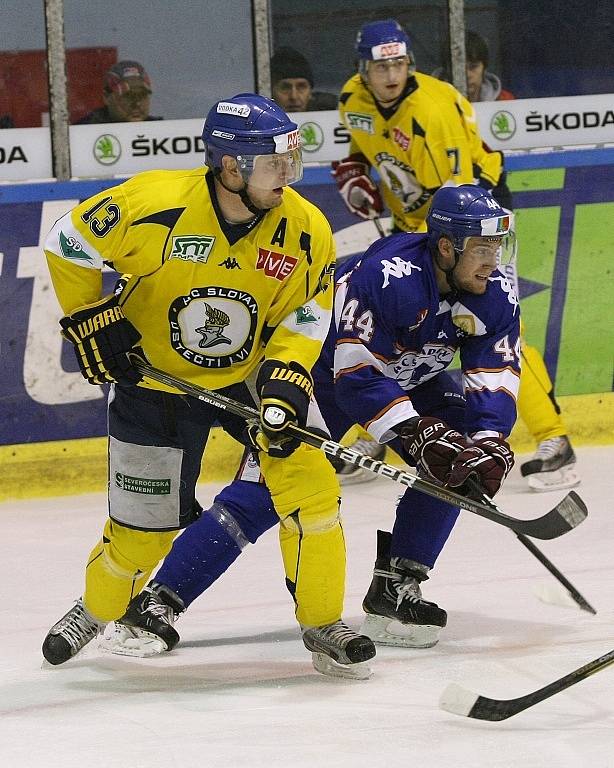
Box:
[102,583,184,657]
[520,435,580,492]
[302,620,376,680]
[361,530,447,648]
[42,597,104,665]
[328,437,386,485]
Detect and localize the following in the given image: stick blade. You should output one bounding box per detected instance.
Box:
[533,583,597,614]
[440,683,518,721]
[517,490,588,540]
[439,682,480,717]
[555,490,588,530]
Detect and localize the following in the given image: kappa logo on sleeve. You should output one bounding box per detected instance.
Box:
[256,248,298,281]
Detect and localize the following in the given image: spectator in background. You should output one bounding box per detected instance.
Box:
[0,114,15,128]
[77,60,162,124]
[270,47,337,112]
[433,30,514,103]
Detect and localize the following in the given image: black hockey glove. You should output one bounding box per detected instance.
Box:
[248,360,313,458]
[60,294,142,386]
[447,437,514,499]
[396,416,468,484]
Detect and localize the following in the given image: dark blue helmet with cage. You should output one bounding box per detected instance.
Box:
[202,93,303,189]
[427,184,515,260]
[355,19,415,75]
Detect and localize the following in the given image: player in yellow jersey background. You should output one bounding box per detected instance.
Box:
[41,93,376,679]
[330,19,579,491]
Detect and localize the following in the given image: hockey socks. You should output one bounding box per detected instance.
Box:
[154,480,278,607]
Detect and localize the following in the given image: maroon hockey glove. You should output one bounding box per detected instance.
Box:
[397,416,468,484]
[60,294,142,386]
[447,437,514,499]
[331,155,383,220]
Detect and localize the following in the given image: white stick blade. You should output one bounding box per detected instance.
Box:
[533,583,581,609]
[439,682,480,716]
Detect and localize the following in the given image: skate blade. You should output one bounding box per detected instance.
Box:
[360,614,441,648]
[527,466,581,493]
[311,652,372,680]
[100,623,169,657]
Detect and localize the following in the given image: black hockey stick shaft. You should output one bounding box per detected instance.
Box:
[132,361,586,540]
[514,532,596,614]
[461,647,614,720]
[466,480,595,614]
[372,215,386,238]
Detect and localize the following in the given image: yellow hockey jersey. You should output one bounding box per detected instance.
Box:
[45,167,335,392]
[339,72,503,232]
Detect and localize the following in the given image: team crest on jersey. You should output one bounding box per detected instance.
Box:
[380,256,422,288]
[375,152,430,212]
[392,127,410,151]
[168,286,258,368]
[345,112,375,134]
[169,235,216,264]
[386,343,456,390]
[256,248,298,281]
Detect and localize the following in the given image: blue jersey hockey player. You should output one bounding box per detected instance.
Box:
[104,185,520,654]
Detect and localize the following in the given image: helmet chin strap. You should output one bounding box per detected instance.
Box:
[433,243,462,295]
[214,169,268,217]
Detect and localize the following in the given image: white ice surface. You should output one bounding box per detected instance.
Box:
[2,446,614,767]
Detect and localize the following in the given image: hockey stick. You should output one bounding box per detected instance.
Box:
[132,360,587,540]
[515,533,596,614]
[439,647,614,721]
[371,215,386,239]
[466,480,596,614]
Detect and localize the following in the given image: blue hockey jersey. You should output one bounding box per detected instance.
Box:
[322,233,520,441]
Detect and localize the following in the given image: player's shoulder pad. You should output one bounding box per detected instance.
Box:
[463,268,520,327]
[280,187,333,233]
[349,232,430,285]
[414,72,459,101]
[338,74,364,107]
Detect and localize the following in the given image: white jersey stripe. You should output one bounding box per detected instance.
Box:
[364,398,419,443]
[334,339,385,377]
[463,366,520,400]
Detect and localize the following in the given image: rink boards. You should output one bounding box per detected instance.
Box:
[1,151,613,497]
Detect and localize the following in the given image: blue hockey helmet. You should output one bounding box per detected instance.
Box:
[202,93,303,189]
[355,19,415,73]
[427,184,516,264]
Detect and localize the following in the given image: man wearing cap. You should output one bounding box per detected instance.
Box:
[77,60,162,124]
[271,47,337,112]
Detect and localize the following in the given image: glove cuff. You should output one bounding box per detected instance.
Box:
[257,360,312,424]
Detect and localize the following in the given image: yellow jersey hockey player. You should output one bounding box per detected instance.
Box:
[332,18,509,234]
[42,93,376,679]
[332,19,579,491]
